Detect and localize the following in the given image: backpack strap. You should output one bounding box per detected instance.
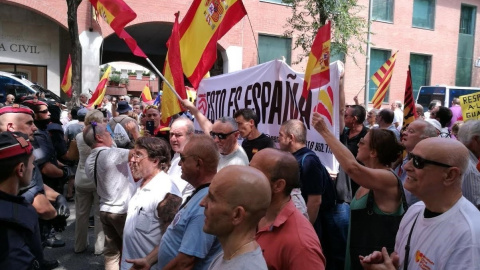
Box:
[94,149,107,187]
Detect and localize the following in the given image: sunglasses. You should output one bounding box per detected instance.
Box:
[91,121,98,140]
[408,153,452,169]
[37,109,49,114]
[209,130,238,140]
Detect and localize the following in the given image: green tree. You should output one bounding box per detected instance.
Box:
[283,0,367,64]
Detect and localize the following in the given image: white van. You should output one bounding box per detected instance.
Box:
[416,85,480,110]
[0,71,63,104]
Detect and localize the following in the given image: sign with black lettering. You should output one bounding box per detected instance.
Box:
[196,60,342,172]
[460,92,480,121]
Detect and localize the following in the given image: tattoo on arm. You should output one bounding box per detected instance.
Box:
[157,193,182,233]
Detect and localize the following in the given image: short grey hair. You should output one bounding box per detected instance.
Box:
[282,119,306,144]
[172,116,194,135]
[216,116,238,130]
[458,120,480,145]
[83,122,108,148]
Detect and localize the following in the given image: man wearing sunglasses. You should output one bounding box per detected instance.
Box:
[395,120,438,206]
[180,99,248,171]
[361,138,480,270]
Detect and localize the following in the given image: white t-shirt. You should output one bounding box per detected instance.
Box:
[393,108,403,130]
[121,172,181,270]
[168,153,194,203]
[395,197,480,269]
[85,146,136,214]
[217,145,249,171]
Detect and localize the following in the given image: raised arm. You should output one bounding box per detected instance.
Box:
[180,99,212,134]
[312,112,397,191]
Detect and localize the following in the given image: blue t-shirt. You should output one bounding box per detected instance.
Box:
[157,187,221,270]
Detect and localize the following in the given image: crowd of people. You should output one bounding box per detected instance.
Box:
[0,89,479,270]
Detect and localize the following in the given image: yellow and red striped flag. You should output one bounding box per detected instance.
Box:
[87,66,112,108]
[161,12,187,123]
[60,54,72,97]
[89,0,147,58]
[140,84,152,102]
[402,65,417,131]
[179,0,247,88]
[302,21,331,99]
[371,52,397,109]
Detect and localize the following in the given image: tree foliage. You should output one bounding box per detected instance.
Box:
[283,0,368,64]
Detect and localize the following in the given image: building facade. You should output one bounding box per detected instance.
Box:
[0,0,478,108]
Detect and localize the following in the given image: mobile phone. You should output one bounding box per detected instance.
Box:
[146,120,155,135]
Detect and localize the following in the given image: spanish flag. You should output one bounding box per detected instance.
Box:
[60,55,72,97]
[88,66,112,108]
[140,84,153,102]
[371,52,397,109]
[302,21,331,99]
[89,0,147,58]
[161,12,187,123]
[402,66,417,131]
[179,0,247,88]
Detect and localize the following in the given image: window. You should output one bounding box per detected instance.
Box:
[258,35,292,65]
[410,53,431,98]
[368,49,391,103]
[372,0,394,22]
[412,0,435,29]
[460,5,476,35]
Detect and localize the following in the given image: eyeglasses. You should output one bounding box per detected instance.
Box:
[408,153,452,169]
[37,109,49,114]
[132,153,147,162]
[210,130,238,140]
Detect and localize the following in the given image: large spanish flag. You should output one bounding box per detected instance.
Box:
[371,52,397,109]
[302,21,331,99]
[89,0,147,58]
[161,12,187,123]
[402,66,417,131]
[179,0,247,88]
[88,66,112,108]
[140,84,153,102]
[60,55,72,97]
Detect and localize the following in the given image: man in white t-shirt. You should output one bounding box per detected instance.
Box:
[84,122,136,270]
[180,99,249,170]
[361,138,480,270]
[168,117,195,202]
[122,137,182,270]
[391,101,403,130]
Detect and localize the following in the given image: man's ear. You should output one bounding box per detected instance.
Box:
[271,179,286,194]
[443,167,460,187]
[6,123,15,132]
[15,162,25,178]
[231,206,246,226]
[248,119,255,127]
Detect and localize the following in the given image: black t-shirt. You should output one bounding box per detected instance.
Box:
[241,133,275,161]
[293,147,336,211]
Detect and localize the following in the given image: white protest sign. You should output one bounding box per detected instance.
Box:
[195,60,342,172]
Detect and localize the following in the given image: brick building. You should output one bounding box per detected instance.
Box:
[0,0,478,108]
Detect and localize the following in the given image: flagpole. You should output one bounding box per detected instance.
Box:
[364,0,373,108]
[145,57,182,100]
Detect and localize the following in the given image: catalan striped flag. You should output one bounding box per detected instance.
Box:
[89,0,147,58]
[87,66,112,108]
[161,12,187,123]
[60,55,72,97]
[371,52,397,109]
[402,66,417,131]
[302,21,331,99]
[140,84,153,102]
[179,0,247,88]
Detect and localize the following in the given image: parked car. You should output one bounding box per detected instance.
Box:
[0,71,64,104]
[416,85,480,109]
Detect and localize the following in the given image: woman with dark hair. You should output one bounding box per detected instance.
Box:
[312,112,406,270]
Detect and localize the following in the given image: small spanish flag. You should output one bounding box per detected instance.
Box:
[60,55,72,97]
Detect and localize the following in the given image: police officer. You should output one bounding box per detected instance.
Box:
[0,131,43,269]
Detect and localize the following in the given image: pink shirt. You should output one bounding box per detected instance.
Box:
[256,200,326,270]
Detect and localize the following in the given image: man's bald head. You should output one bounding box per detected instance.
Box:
[202,165,271,236]
[250,148,300,196]
[417,138,469,176]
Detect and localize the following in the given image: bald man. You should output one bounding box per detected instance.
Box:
[251,148,326,270]
[201,165,271,270]
[361,138,480,270]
